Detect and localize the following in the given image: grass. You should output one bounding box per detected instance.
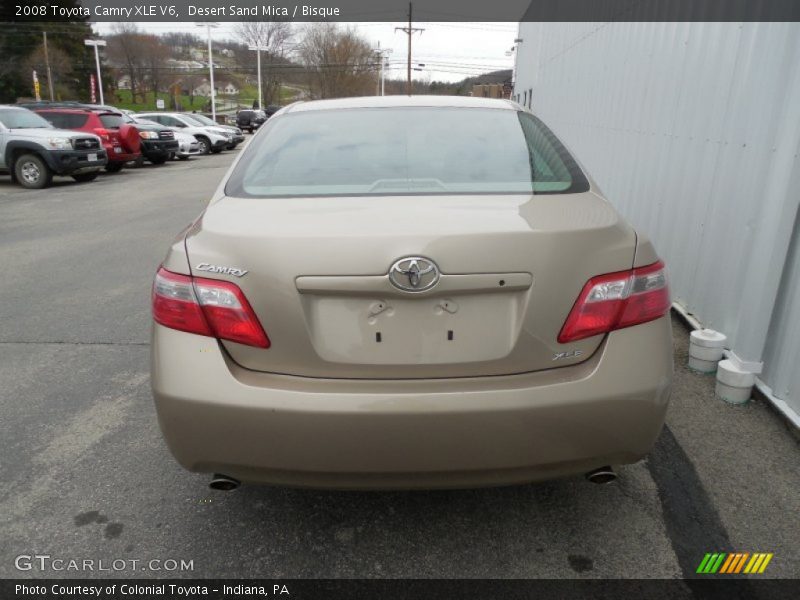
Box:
[112,89,208,112]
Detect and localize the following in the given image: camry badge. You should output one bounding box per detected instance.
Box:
[195,263,248,277]
[388,257,440,292]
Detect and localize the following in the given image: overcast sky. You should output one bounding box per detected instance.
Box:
[92,21,518,82]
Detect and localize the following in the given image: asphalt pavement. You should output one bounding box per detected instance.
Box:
[0,149,797,583]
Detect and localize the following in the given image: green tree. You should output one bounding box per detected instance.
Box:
[0,13,97,102]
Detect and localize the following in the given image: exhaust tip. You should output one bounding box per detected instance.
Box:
[209,474,240,491]
[585,466,617,485]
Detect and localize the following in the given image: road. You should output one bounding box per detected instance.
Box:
[0,149,798,583]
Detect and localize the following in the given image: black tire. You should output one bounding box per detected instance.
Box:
[177,155,189,161]
[14,153,53,189]
[72,172,98,183]
[196,136,211,155]
[149,155,168,165]
[105,162,124,173]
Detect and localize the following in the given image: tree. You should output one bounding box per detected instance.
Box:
[22,43,72,100]
[297,24,377,99]
[106,23,146,102]
[140,35,170,98]
[0,17,94,103]
[234,21,293,106]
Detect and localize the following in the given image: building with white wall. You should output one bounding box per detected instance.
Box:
[513,22,800,425]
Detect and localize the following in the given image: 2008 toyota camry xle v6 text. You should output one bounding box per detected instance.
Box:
[151,96,673,490]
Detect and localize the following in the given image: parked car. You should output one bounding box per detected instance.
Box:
[150,96,673,491]
[34,107,141,172]
[138,112,231,155]
[0,105,106,189]
[181,113,244,149]
[264,104,282,119]
[129,116,201,160]
[171,130,202,160]
[235,109,266,133]
[118,114,179,165]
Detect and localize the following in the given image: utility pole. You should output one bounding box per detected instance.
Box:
[83,39,106,105]
[43,31,54,101]
[248,44,265,109]
[197,22,219,121]
[395,2,423,95]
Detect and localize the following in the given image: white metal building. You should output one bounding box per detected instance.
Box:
[513,22,800,426]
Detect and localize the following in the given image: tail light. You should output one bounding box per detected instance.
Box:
[152,267,270,348]
[93,128,110,141]
[558,260,670,343]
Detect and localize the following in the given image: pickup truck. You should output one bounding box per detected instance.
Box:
[0,105,107,189]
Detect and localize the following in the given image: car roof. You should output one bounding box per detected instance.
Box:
[34,107,121,115]
[284,95,518,114]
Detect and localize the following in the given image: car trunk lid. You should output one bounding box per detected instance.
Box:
[185,192,637,379]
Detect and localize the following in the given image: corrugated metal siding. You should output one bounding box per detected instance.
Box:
[514,22,800,419]
[763,208,800,409]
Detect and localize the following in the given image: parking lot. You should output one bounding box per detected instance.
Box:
[1,147,798,582]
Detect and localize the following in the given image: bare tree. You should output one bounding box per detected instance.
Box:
[297,24,377,99]
[140,35,170,99]
[22,43,72,100]
[106,23,146,102]
[234,21,293,105]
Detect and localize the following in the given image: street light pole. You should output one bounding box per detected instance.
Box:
[374,47,392,96]
[197,22,219,121]
[248,44,264,109]
[83,39,106,105]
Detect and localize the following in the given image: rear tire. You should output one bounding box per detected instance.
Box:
[14,153,52,189]
[105,162,124,173]
[196,136,211,155]
[72,172,98,183]
[177,155,189,161]
[149,155,168,165]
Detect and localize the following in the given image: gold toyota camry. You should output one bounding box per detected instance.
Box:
[151,96,673,490]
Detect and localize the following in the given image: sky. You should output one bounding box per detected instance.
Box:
[92,21,518,83]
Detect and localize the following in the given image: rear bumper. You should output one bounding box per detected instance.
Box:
[151,316,673,489]
[107,148,140,163]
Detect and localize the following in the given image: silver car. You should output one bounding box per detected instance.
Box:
[0,105,106,188]
[151,96,673,490]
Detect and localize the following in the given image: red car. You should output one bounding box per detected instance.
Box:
[34,108,141,172]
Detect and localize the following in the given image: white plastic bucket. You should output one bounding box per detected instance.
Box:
[715,359,755,405]
[688,329,726,373]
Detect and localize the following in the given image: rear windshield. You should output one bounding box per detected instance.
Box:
[225,107,588,197]
[99,114,125,129]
